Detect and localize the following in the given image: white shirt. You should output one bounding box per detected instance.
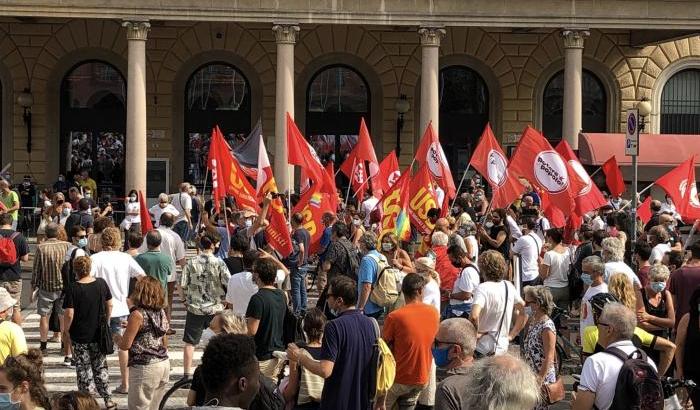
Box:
[591,215,606,232]
[649,243,671,265]
[361,196,379,226]
[534,216,551,240]
[472,280,523,355]
[170,192,192,224]
[450,265,480,305]
[90,251,145,317]
[543,248,571,288]
[506,215,522,239]
[124,201,141,224]
[149,204,180,227]
[580,282,609,339]
[604,261,641,288]
[512,233,542,282]
[579,340,657,410]
[225,270,286,315]
[466,235,479,266]
[422,279,441,313]
[138,227,186,282]
[435,186,445,208]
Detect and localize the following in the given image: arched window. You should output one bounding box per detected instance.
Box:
[306,65,370,170]
[439,66,489,176]
[542,69,607,142]
[661,68,700,134]
[185,63,251,185]
[60,60,126,195]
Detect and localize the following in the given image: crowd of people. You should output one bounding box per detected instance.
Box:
[0,168,698,409]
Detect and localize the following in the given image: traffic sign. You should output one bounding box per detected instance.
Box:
[625,108,639,156]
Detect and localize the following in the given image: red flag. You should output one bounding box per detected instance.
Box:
[207,126,229,214]
[138,190,153,235]
[678,156,700,221]
[508,126,583,215]
[540,190,566,228]
[378,168,411,242]
[655,157,695,210]
[415,122,456,199]
[209,126,259,212]
[322,162,339,214]
[292,187,334,254]
[374,150,401,196]
[601,156,625,197]
[408,163,439,235]
[256,135,277,200]
[555,140,608,215]
[637,195,653,224]
[470,123,523,209]
[287,113,325,188]
[340,118,380,197]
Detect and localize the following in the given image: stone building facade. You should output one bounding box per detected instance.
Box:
[1,1,700,194]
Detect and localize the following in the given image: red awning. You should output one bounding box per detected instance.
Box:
[578,133,700,166]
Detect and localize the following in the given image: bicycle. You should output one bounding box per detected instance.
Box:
[550,306,582,375]
[663,377,696,410]
[158,377,193,410]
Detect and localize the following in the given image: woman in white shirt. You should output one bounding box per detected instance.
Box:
[415,257,441,313]
[539,228,571,311]
[120,189,141,233]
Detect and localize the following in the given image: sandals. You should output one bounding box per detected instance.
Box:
[105,400,117,409]
[112,385,128,395]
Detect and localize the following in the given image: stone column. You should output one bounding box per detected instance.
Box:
[273,24,299,193]
[561,29,589,150]
[122,21,150,195]
[418,27,445,136]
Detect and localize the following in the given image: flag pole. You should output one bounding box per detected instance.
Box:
[589,166,603,178]
[287,168,293,224]
[343,158,356,210]
[619,183,654,212]
[198,170,209,231]
[450,162,472,209]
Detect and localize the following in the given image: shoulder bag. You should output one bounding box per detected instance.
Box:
[97,281,114,355]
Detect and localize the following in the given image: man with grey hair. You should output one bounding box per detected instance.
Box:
[134,229,171,293]
[149,193,180,228]
[459,354,540,410]
[434,318,478,410]
[601,236,644,311]
[573,303,659,410]
[356,230,384,318]
[170,182,193,243]
[580,255,608,339]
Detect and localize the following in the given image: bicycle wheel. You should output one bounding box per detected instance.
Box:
[158,378,193,410]
[555,337,567,375]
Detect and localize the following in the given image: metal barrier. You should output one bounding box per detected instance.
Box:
[17,208,127,239]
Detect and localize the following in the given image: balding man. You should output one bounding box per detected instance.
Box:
[170,183,193,243]
[435,218,467,253]
[0,180,19,231]
[134,230,171,293]
[149,193,180,228]
[644,200,664,232]
[434,318,477,410]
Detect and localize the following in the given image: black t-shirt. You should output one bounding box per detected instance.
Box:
[293,228,311,266]
[64,212,94,236]
[63,278,112,344]
[224,256,245,276]
[486,225,510,260]
[0,230,29,281]
[245,288,286,360]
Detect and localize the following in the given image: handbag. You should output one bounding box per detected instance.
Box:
[542,377,565,404]
[97,282,114,355]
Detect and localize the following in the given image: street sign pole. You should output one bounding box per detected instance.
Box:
[626,108,640,263]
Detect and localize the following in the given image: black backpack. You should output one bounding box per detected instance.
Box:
[605,347,664,410]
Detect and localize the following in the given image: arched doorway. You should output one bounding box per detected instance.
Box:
[184,63,251,186]
[439,65,489,176]
[60,60,126,195]
[542,69,607,142]
[661,68,700,134]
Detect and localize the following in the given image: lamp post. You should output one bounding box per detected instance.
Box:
[17,89,33,154]
[395,94,410,157]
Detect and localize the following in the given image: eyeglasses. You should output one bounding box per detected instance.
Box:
[597,322,611,328]
[75,235,86,239]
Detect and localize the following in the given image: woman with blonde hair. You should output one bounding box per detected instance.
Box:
[379,232,415,273]
[608,273,637,311]
[116,277,169,410]
[415,257,441,312]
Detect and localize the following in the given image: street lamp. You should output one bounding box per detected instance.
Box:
[636,98,652,132]
[395,94,410,156]
[17,89,33,153]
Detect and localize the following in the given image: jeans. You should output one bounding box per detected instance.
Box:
[173,220,190,244]
[290,267,307,313]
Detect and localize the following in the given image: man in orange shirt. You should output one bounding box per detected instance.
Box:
[380,273,440,409]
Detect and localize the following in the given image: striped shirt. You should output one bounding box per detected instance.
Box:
[32,239,70,292]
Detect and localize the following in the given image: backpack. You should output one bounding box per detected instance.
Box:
[282,236,301,269]
[0,232,19,267]
[605,347,664,410]
[367,254,401,308]
[60,248,81,293]
[341,241,360,281]
[368,318,395,403]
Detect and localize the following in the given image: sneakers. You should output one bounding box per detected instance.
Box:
[62,357,75,368]
[39,341,47,353]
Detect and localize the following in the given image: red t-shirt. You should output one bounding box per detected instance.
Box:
[434,246,459,301]
[668,265,700,326]
[383,302,440,385]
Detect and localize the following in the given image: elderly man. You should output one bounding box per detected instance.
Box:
[431,231,460,316]
[601,236,644,312]
[458,354,540,409]
[580,256,608,339]
[435,217,467,253]
[434,318,477,410]
[0,180,19,231]
[573,303,661,410]
[170,182,193,244]
[149,193,180,227]
[356,231,384,319]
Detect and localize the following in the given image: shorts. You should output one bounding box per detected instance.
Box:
[36,289,63,317]
[110,315,129,336]
[167,269,180,284]
[0,280,22,309]
[183,311,214,345]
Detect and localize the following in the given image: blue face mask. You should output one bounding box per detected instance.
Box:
[651,282,666,293]
[77,238,88,248]
[581,273,593,286]
[431,346,451,367]
[0,393,20,409]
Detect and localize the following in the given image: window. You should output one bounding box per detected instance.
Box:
[542,69,607,142]
[439,66,489,177]
[306,65,370,171]
[661,68,700,134]
[184,63,251,186]
[60,61,126,195]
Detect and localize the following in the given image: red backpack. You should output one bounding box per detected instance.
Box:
[0,232,19,267]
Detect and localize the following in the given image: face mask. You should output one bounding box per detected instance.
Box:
[44,200,52,208]
[58,176,64,182]
[581,273,593,286]
[129,196,137,202]
[329,308,339,317]
[431,346,451,367]
[77,238,88,248]
[381,243,393,252]
[524,306,533,316]
[62,208,71,217]
[484,222,494,229]
[651,282,666,293]
[85,193,91,198]
[22,181,29,186]
[200,328,217,346]
[352,218,362,226]
[0,392,20,409]
[245,219,253,228]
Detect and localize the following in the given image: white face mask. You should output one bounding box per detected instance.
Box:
[200,328,218,347]
[245,219,253,228]
[381,242,394,252]
[129,196,137,202]
[352,218,362,226]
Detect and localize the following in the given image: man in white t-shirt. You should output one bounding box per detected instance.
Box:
[90,227,145,393]
[573,303,658,410]
[225,250,286,315]
[149,193,180,227]
[447,245,480,318]
[170,183,193,244]
[533,212,551,241]
[647,225,671,265]
[360,191,379,227]
[511,218,543,288]
[470,250,526,356]
[580,256,608,340]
